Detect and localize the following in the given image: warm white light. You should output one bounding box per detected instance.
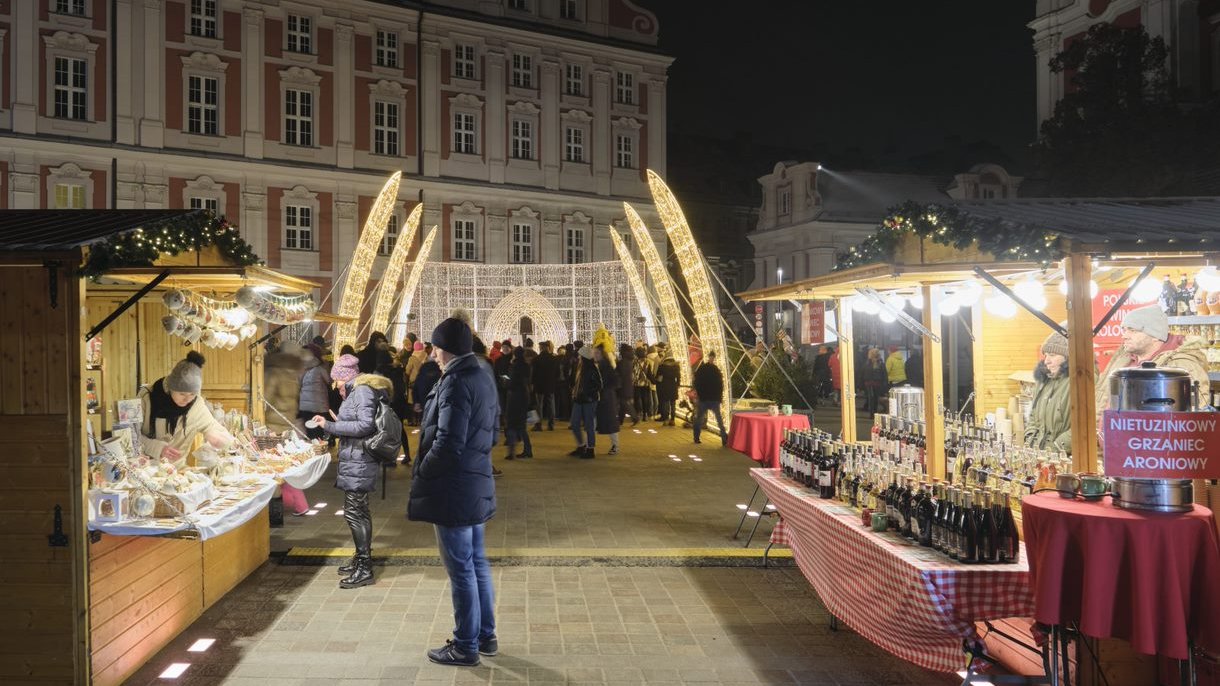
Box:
[392,226,439,345]
[314,503,327,508]
[1013,279,1048,310]
[335,510,345,515]
[337,172,403,350]
[609,228,657,344]
[159,663,190,679]
[956,281,983,306]
[187,639,215,653]
[984,294,1018,318]
[370,204,423,339]
[855,296,880,315]
[625,202,691,387]
[736,503,748,509]
[692,457,703,462]
[1090,279,1099,298]
[907,293,924,309]
[1129,276,1160,303]
[305,510,318,516]
[1058,280,1068,296]
[672,457,682,462]
[1197,267,1220,291]
[939,293,961,317]
[879,311,897,323]
[746,511,760,518]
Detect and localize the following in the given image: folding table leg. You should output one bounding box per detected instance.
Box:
[763,542,774,568]
[732,484,761,538]
[744,497,769,547]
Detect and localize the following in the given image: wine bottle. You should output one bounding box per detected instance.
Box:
[909,480,926,541]
[946,487,961,561]
[917,482,935,547]
[995,490,1019,564]
[899,477,915,538]
[960,490,981,564]
[977,489,997,564]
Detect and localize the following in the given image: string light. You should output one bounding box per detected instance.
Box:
[624,202,690,386]
[392,226,439,346]
[647,170,729,410]
[608,227,657,345]
[481,288,570,346]
[336,172,402,350]
[369,204,423,337]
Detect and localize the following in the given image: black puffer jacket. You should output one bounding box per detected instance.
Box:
[693,362,724,404]
[329,374,393,493]
[504,357,532,430]
[657,358,681,401]
[571,356,601,404]
[408,353,498,527]
[597,359,621,434]
[532,351,558,394]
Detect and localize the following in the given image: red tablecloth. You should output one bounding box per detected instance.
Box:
[728,412,810,468]
[1021,491,1220,660]
[753,468,1034,673]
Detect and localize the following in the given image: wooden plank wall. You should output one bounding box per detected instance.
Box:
[972,287,1067,422]
[0,255,88,684]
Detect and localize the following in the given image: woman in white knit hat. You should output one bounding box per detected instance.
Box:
[138,351,234,464]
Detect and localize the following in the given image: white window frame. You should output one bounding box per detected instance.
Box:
[379,213,400,255]
[452,218,478,261]
[55,0,87,16]
[284,203,314,250]
[189,196,220,214]
[564,225,587,264]
[565,63,584,96]
[615,134,634,169]
[373,100,400,156]
[54,183,86,209]
[564,126,585,163]
[189,0,218,38]
[286,14,313,54]
[560,0,581,21]
[453,111,477,155]
[615,70,635,105]
[284,88,313,146]
[44,33,99,126]
[507,0,529,11]
[511,53,533,89]
[187,74,220,135]
[778,186,791,216]
[53,55,88,121]
[510,118,534,160]
[183,175,228,216]
[453,43,477,80]
[510,221,534,264]
[181,52,229,138]
[376,30,399,68]
[46,163,93,210]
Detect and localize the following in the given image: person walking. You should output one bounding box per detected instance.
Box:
[265,343,310,516]
[656,351,681,426]
[531,341,558,431]
[493,341,512,428]
[299,343,332,440]
[404,341,428,425]
[646,345,661,420]
[632,347,654,424]
[568,344,601,459]
[503,347,534,460]
[863,348,888,414]
[885,347,907,386]
[597,343,623,455]
[692,352,728,445]
[357,331,390,374]
[617,343,635,425]
[408,318,499,667]
[309,353,390,589]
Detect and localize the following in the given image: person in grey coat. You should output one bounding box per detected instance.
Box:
[310,353,390,589]
[298,344,332,440]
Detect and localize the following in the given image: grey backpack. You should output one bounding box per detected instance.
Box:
[363,395,403,463]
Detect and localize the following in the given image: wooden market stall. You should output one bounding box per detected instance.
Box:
[0,210,323,685]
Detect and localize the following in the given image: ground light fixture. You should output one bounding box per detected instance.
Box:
[159,663,190,679]
[186,639,215,652]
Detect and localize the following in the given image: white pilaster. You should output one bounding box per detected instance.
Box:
[540,59,561,190]
[115,0,137,143]
[647,76,666,176]
[242,8,265,158]
[11,0,38,133]
[242,185,267,261]
[591,67,611,195]
[485,49,507,184]
[420,40,442,177]
[335,23,355,169]
[140,0,165,147]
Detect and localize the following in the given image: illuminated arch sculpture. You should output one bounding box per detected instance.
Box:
[482,288,569,346]
[391,225,439,347]
[335,171,402,350]
[623,202,690,386]
[608,227,657,345]
[647,169,729,409]
[368,203,422,336]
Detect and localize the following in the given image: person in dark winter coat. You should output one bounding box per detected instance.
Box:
[616,343,635,425]
[631,346,654,424]
[357,331,389,374]
[862,348,888,414]
[596,344,622,455]
[493,342,512,426]
[691,352,728,445]
[904,347,925,388]
[503,347,534,460]
[569,345,601,458]
[310,354,389,589]
[409,318,499,667]
[412,356,441,420]
[531,341,559,431]
[656,352,681,425]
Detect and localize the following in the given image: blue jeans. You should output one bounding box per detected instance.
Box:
[693,401,727,443]
[570,401,596,447]
[435,524,496,654]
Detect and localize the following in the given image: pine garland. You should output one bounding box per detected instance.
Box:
[81,212,263,278]
[834,201,1063,271]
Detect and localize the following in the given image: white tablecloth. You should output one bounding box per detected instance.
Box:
[279,452,331,490]
[87,478,276,540]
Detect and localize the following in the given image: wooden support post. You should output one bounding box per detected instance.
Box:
[1065,253,1098,473]
[838,297,857,443]
[922,285,946,480]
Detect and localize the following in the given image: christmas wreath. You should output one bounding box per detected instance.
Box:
[81,211,262,278]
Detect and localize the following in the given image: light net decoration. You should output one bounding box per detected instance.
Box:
[608,227,657,345]
[402,261,645,346]
[369,203,423,337]
[647,169,729,409]
[391,225,439,347]
[624,202,690,386]
[336,171,402,350]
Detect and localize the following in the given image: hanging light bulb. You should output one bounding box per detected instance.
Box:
[1013,279,1048,311]
[984,293,1018,318]
[855,296,880,315]
[939,293,961,317]
[907,292,924,310]
[957,281,983,306]
[880,310,897,324]
[1090,279,1099,298]
[886,293,907,312]
[1196,267,1220,292]
[1129,276,1161,304]
[1058,276,1102,299]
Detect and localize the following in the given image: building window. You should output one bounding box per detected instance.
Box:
[285,204,313,250]
[190,196,219,214]
[376,31,399,68]
[615,71,635,105]
[510,119,533,160]
[453,44,476,80]
[379,214,399,255]
[190,0,218,38]
[453,219,477,261]
[508,0,528,11]
[374,100,400,156]
[565,63,583,96]
[453,112,477,154]
[284,88,313,146]
[53,57,88,120]
[564,126,585,163]
[54,183,85,209]
[55,0,86,16]
[511,223,533,264]
[565,226,586,264]
[511,54,533,89]
[187,75,219,135]
[286,15,312,54]
[615,134,634,168]
[778,187,791,216]
[560,0,580,20]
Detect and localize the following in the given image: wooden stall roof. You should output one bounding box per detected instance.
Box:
[100,265,320,294]
[0,209,206,250]
[738,261,1041,302]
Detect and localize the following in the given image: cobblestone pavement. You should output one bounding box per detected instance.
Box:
[124,563,953,686]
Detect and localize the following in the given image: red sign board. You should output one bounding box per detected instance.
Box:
[1102,410,1220,479]
[801,302,826,345]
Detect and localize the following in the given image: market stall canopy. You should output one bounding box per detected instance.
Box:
[0,209,202,251]
[737,261,1040,302]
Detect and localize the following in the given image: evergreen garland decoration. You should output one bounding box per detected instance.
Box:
[81,211,263,278]
[834,201,1063,271]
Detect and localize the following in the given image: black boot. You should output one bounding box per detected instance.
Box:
[339,556,374,589]
[337,557,357,575]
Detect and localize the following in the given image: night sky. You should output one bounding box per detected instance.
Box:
[652,1,1038,172]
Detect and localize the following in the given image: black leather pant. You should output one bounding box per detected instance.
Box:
[343,490,372,557]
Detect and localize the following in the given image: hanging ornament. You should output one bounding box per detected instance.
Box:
[236,286,317,325]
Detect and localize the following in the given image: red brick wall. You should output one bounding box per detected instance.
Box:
[263,62,279,142]
[90,0,104,30]
[0,162,8,209]
[318,27,332,66]
[0,21,9,109]
[355,77,371,151]
[165,48,184,131]
[319,73,334,147]
[92,36,107,121]
[223,10,241,52]
[441,49,450,86]
[638,83,647,115]
[265,18,282,58]
[639,124,648,181]
[354,34,371,71]
[225,57,242,135]
[440,91,451,159]
[168,177,186,207]
[166,1,185,43]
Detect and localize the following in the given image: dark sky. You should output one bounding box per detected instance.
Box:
[651,1,1038,171]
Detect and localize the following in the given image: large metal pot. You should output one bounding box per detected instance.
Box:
[888,386,924,422]
[1109,362,1194,513]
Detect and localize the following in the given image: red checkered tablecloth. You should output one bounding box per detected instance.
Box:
[752,468,1034,673]
[769,517,789,546]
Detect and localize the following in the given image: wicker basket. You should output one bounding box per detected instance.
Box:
[255,436,284,451]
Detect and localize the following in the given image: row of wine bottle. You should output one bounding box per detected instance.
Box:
[779,428,1021,564]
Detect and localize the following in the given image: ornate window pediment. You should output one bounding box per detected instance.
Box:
[279,66,321,86]
[49,162,88,179]
[613,116,642,130]
[369,79,407,98]
[509,100,540,116]
[284,184,318,203]
[453,200,483,217]
[449,93,483,109]
[43,31,97,53]
[181,51,228,73]
[562,109,592,124]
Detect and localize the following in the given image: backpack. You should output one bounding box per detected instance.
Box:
[362,395,403,464]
